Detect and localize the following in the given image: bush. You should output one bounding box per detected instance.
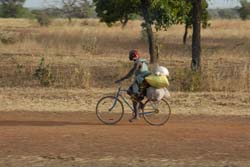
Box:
[172,68,203,92]
[33,58,53,86]
[36,13,51,26]
[238,0,250,20]
[0,32,19,44]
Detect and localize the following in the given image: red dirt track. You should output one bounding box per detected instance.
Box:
[0,111,250,166]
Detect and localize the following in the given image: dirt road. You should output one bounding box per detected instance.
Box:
[0,111,250,167]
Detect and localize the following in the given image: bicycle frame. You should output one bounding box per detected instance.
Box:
[110,85,155,115]
[110,85,135,112]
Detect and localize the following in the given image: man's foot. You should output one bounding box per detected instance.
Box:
[129,116,140,123]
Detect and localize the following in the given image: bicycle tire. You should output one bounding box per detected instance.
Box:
[96,96,124,125]
[142,99,171,126]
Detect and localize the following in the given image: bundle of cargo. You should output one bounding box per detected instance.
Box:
[146,87,170,101]
[145,66,170,101]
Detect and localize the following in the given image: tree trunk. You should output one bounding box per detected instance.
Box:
[183,24,189,45]
[145,23,156,64]
[141,0,157,64]
[191,0,202,71]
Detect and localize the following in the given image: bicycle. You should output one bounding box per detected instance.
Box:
[96,84,171,126]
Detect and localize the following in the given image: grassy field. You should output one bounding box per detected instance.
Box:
[1,19,250,167]
[0,18,249,92]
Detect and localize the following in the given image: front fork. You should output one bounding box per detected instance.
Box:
[108,87,121,112]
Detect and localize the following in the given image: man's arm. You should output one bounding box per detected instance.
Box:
[116,62,141,83]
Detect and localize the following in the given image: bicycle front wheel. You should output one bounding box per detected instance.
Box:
[142,99,171,126]
[96,96,124,125]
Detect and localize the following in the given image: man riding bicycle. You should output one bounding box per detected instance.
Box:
[115,49,150,122]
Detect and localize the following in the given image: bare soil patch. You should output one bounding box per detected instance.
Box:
[0,111,250,167]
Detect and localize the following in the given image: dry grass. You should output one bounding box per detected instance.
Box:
[0,18,249,91]
[1,87,250,115]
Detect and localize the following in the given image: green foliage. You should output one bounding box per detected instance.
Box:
[33,58,53,86]
[19,8,34,18]
[36,13,51,27]
[94,0,189,30]
[173,68,203,92]
[184,0,210,29]
[94,0,133,26]
[150,0,190,30]
[0,0,32,18]
[238,0,250,20]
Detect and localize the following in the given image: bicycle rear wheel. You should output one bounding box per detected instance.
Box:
[142,99,171,126]
[96,96,124,125]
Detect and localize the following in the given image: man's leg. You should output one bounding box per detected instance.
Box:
[129,100,140,122]
[133,100,140,119]
[128,82,141,122]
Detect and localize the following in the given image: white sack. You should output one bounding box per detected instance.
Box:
[154,66,169,76]
[146,87,170,101]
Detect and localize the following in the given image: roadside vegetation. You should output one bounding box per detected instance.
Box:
[0,18,249,92]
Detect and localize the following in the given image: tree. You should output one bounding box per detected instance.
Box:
[238,0,250,20]
[45,0,95,22]
[183,0,209,45]
[61,0,79,22]
[94,0,189,64]
[0,0,28,18]
[191,0,202,71]
[61,0,94,22]
[72,0,96,18]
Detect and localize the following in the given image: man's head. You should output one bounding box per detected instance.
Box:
[129,49,139,61]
